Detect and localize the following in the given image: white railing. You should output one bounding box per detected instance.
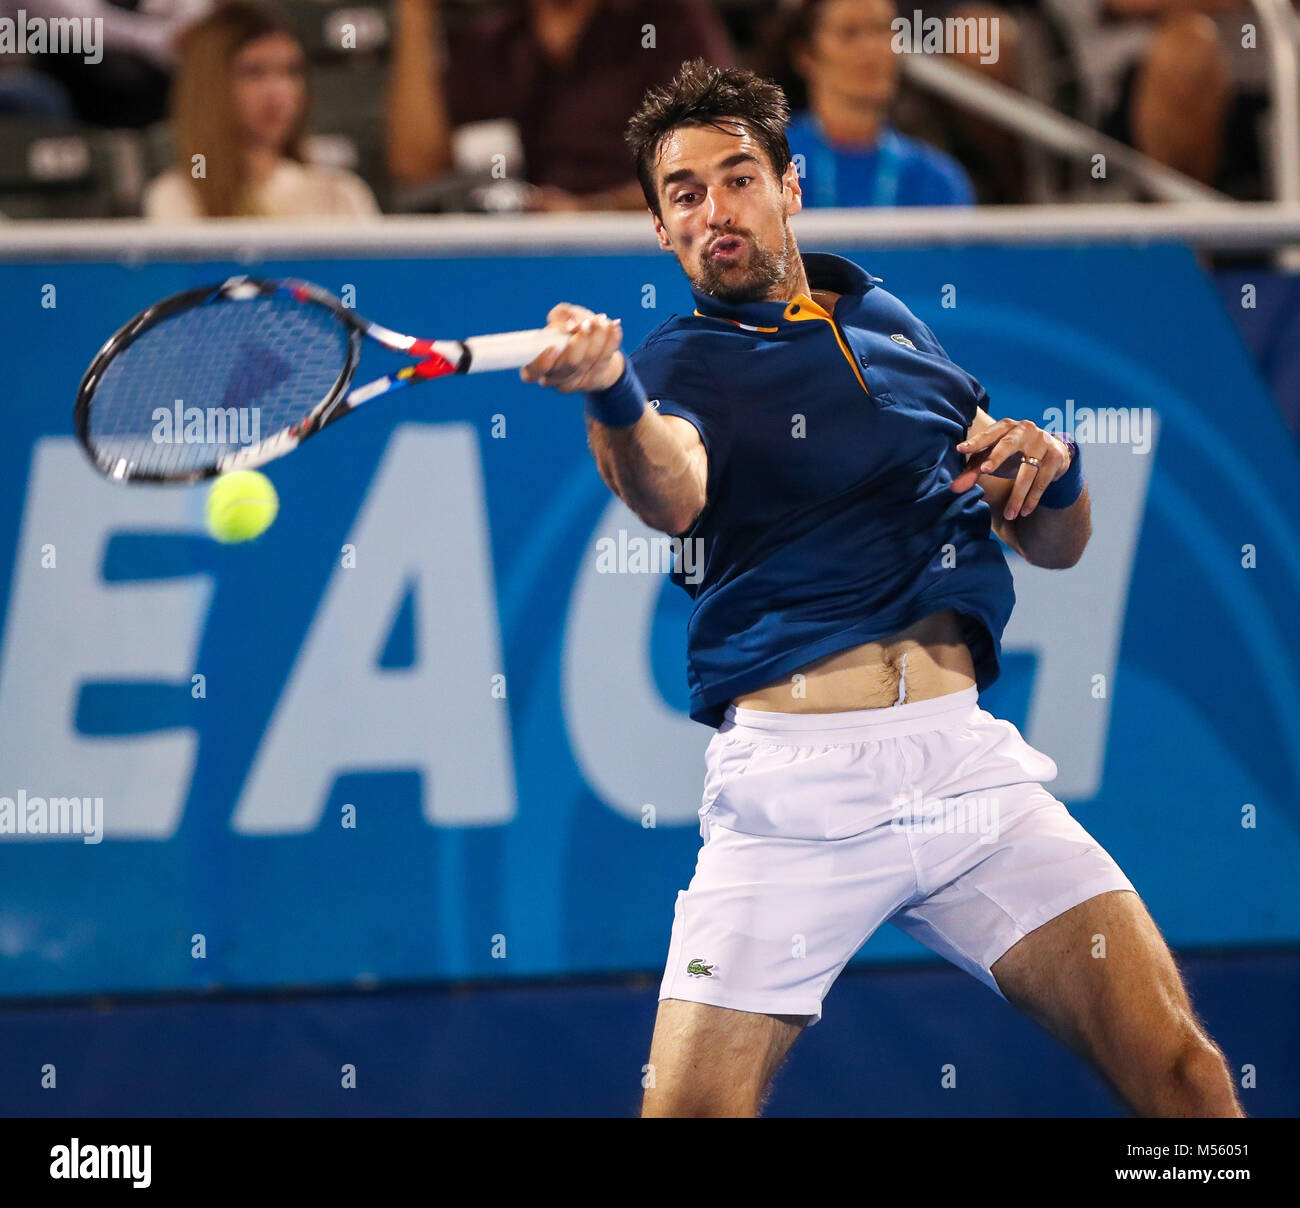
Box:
[1252,0,1300,205]
[900,54,1229,204]
[0,205,1299,259]
[905,7,1300,209]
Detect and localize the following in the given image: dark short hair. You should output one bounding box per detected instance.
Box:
[624,59,792,216]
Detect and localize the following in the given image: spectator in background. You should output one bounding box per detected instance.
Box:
[20,0,210,127]
[386,0,735,211]
[0,64,75,120]
[781,0,976,206]
[143,2,378,219]
[1045,0,1265,193]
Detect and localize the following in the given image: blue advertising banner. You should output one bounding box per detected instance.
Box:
[1,242,1297,997]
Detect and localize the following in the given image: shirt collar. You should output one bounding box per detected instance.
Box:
[689,252,881,329]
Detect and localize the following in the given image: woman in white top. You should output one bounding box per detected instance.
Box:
[143,2,379,219]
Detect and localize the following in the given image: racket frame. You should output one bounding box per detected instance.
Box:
[74,276,474,484]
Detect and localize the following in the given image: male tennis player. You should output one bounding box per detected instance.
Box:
[520,60,1243,1119]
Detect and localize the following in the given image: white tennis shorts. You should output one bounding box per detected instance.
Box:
[659,687,1136,1024]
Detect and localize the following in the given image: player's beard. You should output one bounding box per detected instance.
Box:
[690,220,794,304]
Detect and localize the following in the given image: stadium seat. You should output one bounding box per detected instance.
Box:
[307,61,390,206]
[284,1,391,61]
[0,119,145,219]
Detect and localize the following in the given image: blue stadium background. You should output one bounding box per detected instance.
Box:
[1,237,1297,1115]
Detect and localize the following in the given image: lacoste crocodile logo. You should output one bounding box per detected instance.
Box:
[687,958,717,977]
[890,333,917,349]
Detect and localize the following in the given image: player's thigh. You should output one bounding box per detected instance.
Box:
[641,998,807,1117]
[991,888,1197,1066]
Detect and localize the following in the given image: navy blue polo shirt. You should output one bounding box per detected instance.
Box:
[627,251,1015,728]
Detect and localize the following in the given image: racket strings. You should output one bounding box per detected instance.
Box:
[86,295,347,478]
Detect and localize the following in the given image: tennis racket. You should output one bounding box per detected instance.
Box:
[74,276,573,484]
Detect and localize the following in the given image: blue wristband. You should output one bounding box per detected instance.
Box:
[584,360,647,428]
[1040,435,1083,508]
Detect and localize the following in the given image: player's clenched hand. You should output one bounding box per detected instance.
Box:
[520,304,624,393]
[952,418,1072,520]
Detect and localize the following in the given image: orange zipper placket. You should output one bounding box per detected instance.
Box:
[781,295,870,395]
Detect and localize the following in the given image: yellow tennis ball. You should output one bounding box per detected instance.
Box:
[205,470,279,543]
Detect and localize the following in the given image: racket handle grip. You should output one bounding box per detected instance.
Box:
[460,326,572,374]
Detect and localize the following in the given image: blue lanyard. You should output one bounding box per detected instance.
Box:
[808,119,902,208]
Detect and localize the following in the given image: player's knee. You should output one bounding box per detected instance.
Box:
[1125,1024,1241,1116]
[640,1061,767,1117]
[640,1085,760,1118]
[1166,1034,1232,1100]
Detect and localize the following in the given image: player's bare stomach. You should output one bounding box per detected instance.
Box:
[731,609,977,713]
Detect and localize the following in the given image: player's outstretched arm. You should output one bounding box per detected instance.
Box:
[520,305,708,536]
[952,411,1090,569]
